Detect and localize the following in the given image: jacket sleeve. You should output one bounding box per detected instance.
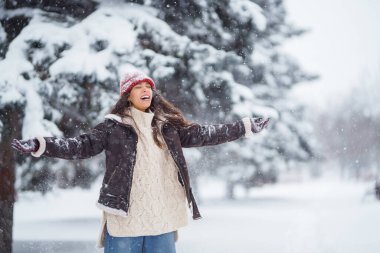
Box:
[177,117,253,148]
[31,122,108,160]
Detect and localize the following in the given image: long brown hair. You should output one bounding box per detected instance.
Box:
[110,90,193,148]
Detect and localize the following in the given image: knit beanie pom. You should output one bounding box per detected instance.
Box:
[119,70,156,95]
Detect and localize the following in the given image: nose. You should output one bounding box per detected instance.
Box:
[142,86,151,93]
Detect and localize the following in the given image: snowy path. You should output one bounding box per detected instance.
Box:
[13,178,380,253]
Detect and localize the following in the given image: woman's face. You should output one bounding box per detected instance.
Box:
[128,82,153,111]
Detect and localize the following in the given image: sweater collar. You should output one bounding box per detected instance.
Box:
[104,108,166,126]
[129,106,154,128]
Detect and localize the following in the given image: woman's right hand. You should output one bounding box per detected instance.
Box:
[11,138,40,154]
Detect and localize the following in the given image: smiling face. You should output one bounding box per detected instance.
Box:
[128,82,153,111]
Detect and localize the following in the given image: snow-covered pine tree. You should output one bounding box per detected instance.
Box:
[149,0,318,195]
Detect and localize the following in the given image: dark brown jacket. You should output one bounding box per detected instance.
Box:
[37,114,249,219]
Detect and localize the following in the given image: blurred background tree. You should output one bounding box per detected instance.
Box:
[315,70,380,180]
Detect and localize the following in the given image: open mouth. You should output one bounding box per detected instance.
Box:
[140,95,150,101]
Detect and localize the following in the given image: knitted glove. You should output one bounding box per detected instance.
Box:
[11,138,40,154]
[251,117,270,133]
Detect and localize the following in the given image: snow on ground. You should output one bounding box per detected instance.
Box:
[13,173,380,253]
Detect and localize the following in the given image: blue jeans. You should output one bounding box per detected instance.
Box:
[104,229,176,253]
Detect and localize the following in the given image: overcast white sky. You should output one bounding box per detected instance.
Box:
[282,0,380,111]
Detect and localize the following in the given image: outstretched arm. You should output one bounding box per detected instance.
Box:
[11,122,108,160]
[178,117,270,148]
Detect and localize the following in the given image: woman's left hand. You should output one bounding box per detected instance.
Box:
[251,117,270,133]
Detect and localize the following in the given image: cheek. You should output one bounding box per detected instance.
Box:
[129,92,138,102]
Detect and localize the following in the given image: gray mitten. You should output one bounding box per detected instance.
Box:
[251,117,270,133]
[11,138,40,154]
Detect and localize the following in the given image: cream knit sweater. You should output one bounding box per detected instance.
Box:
[100,107,188,243]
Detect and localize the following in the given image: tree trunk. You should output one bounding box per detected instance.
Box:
[226,180,235,200]
[0,104,24,253]
[0,200,14,253]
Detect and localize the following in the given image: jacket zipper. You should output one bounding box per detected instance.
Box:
[125,127,137,210]
[106,169,118,185]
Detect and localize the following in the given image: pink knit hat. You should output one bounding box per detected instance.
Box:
[119,70,156,95]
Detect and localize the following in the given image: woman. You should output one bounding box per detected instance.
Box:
[12,70,270,253]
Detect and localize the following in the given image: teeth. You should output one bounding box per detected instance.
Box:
[141,96,149,100]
